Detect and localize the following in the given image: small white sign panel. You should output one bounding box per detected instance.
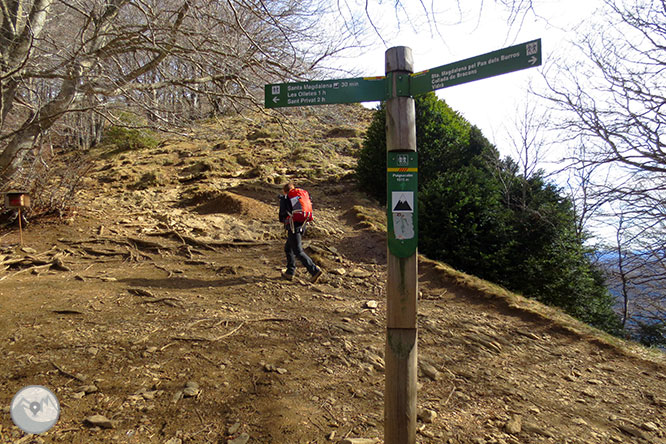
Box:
[393,213,415,240]
[392,191,414,213]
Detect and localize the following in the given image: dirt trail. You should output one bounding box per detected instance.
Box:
[0,110,664,444]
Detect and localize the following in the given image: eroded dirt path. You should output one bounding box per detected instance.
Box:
[0,112,664,443]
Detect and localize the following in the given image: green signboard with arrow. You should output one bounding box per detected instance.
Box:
[265,76,385,108]
[410,39,542,95]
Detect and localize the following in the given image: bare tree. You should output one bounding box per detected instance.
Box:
[599,206,666,339]
[560,144,619,242]
[482,96,545,216]
[0,0,542,196]
[544,0,664,195]
[504,95,550,180]
[0,0,366,182]
[542,0,665,343]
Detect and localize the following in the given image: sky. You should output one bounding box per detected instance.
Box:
[329,0,618,240]
[344,0,602,161]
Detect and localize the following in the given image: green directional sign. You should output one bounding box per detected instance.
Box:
[410,39,542,95]
[264,40,542,107]
[265,76,386,108]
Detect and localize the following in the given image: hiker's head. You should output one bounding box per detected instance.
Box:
[283,182,295,195]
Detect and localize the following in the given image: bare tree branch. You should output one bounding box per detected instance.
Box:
[542,0,666,343]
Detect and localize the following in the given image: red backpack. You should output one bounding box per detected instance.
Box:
[287,188,314,223]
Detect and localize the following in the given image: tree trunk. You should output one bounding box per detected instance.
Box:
[0,75,79,180]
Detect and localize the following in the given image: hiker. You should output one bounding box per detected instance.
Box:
[279,182,323,282]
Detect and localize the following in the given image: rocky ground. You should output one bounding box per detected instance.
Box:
[0,106,664,444]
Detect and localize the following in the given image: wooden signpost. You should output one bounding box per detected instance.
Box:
[384,46,418,443]
[265,39,542,444]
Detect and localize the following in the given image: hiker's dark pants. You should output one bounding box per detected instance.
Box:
[284,228,318,276]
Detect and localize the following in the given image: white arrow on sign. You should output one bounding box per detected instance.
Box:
[273,96,279,103]
[529,56,538,65]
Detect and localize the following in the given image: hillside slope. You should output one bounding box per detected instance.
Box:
[0,107,664,444]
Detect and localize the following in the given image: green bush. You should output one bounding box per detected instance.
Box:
[101,125,159,153]
[100,112,159,153]
[636,321,666,348]
[355,103,387,203]
[356,93,623,335]
[356,93,472,205]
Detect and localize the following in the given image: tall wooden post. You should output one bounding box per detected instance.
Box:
[18,208,23,246]
[385,46,418,444]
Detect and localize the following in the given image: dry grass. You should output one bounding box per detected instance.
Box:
[351,204,386,232]
[420,256,666,365]
[351,204,665,366]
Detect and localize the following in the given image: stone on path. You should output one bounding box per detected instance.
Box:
[183,381,200,397]
[84,414,114,429]
[419,361,440,381]
[504,415,522,434]
[227,433,250,444]
[418,408,437,423]
[349,268,372,278]
[642,421,659,432]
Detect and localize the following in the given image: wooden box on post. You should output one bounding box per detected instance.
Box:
[4,192,30,209]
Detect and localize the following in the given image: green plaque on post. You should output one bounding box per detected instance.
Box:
[387,152,418,257]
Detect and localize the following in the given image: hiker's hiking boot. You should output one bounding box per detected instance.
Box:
[310,269,323,283]
[281,271,294,281]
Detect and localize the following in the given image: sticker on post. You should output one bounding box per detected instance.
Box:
[392,192,413,212]
[392,192,414,240]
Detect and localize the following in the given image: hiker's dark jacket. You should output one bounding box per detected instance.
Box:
[279,194,304,232]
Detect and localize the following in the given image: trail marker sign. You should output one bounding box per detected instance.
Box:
[410,39,541,94]
[265,38,543,444]
[265,76,385,108]
[387,152,418,258]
